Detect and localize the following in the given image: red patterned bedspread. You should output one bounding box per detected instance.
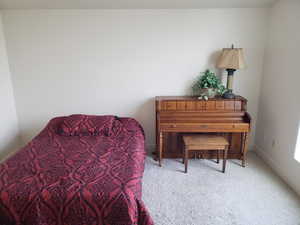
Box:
[0,115,153,225]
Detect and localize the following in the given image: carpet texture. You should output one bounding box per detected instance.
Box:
[142,152,300,225]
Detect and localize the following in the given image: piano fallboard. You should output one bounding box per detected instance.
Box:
[160,122,250,133]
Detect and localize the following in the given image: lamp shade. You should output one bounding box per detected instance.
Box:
[217,48,246,70]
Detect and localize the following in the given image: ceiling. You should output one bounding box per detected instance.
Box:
[0,0,277,9]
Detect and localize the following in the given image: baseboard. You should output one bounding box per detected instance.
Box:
[254,145,300,197]
[254,145,279,171]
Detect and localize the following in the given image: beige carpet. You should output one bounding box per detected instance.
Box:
[142,152,300,225]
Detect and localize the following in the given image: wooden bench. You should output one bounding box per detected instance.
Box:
[183,134,229,173]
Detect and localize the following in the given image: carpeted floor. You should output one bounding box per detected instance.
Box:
[142,152,300,225]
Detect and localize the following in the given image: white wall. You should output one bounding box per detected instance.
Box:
[0,13,20,159]
[2,9,267,150]
[255,0,300,196]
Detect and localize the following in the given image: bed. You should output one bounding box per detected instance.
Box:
[0,115,153,225]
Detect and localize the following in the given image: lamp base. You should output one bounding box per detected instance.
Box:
[223,89,235,99]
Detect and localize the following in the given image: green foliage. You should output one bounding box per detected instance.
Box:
[192,69,226,96]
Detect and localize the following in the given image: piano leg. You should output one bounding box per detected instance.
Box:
[159,132,163,167]
[241,133,245,166]
[241,132,249,167]
[154,127,158,161]
[184,147,189,173]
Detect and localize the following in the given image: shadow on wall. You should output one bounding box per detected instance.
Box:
[132,98,156,155]
[18,120,49,148]
[0,134,21,162]
[210,50,224,80]
[208,50,222,70]
[207,50,224,80]
[182,50,224,95]
[15,99,156,156]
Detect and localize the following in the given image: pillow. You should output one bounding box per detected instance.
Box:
[58,114,115,136]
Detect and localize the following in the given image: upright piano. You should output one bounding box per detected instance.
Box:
[155,96,251,167]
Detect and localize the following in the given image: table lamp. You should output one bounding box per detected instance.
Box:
[217,45,246,99]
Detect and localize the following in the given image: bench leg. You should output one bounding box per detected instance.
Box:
[217,150,220,164]
[185,148,189,173]
[222,146,228,173]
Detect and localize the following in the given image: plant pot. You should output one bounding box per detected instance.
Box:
[200,88,217,98]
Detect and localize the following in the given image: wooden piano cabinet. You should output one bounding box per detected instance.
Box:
[155,96,251,167]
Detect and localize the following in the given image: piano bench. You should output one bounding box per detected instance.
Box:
[183,134,229,173]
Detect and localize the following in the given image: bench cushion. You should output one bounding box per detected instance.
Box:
[183,134,229,150]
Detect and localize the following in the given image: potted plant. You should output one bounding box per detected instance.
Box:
[192,69,226,100]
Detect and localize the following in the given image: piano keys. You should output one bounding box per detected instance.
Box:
[155,96,251,167]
